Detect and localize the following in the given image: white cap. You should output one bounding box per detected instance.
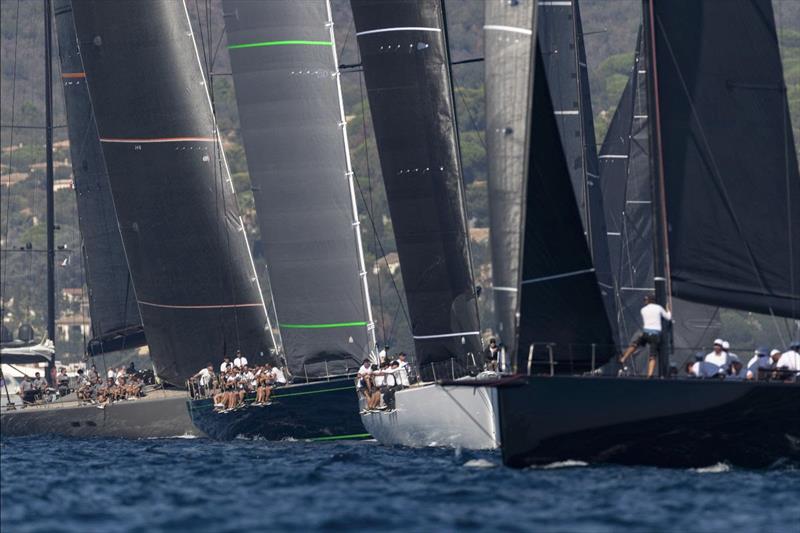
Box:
[722,341,730,350]
[713,338,724,346]
[770,349,781,356]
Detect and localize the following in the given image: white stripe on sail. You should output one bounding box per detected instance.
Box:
[357,26,441,36]
[492,286,519,293]
[599,154,629,159]
[413,331,481,340]
[554,110,579,115]
[483,25,533,36]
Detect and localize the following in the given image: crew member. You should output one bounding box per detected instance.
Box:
[619,294,671,377]
[776,341,800,376]
[704,339,730,373]
[233,350,248,369]
[745,347,772,380]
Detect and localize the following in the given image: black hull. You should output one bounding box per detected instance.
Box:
[188,379,367,441]
[497,376,800,468]
[1,392,201,439]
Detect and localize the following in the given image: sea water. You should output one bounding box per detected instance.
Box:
[1,436,798,532]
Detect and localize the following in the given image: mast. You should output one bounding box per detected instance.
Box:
[44,0,56,379]
[642,0,671,313]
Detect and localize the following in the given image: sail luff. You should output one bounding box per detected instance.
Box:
[52,0,145,354]
[71,0,276,384]
[350,0,483,377]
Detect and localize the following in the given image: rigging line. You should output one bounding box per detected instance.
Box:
[358,71,386,343]
[656,14,788,344]
[1,0,22,301]
[453,84,485,150]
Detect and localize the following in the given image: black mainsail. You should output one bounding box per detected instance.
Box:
[350,0,482,377]
[516,43,617,373]
[223,0,375,379]
[483,0,534,351]
[53,0,144,356]
[71,0,276,384]
[646,0,800,319]
[537,0,617,335]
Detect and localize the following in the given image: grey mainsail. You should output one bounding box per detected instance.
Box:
[53,0,144,356]
[223,0,375,379]
[71,0,276,384]
[484,0,535,352]
[350,0,483,379]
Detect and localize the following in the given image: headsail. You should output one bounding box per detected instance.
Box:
[484,0,535,352]
[53,0,145,356]
[223,0,375,379]
[350,0,482,378]
[71,0,276,384]
[600,28,720,357]
[516,43,617,373]
[537,0,618,336]
[646,0,800,319]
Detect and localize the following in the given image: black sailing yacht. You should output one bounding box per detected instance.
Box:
[186,0,377,441]
[494,0,800,468]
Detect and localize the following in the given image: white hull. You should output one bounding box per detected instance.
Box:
[360,381,500,450]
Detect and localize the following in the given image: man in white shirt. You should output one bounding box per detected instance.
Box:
[270,364,287,385]
[619,294,672,377]
[704,339,729,372]
[745,347,772,380]
[396,353,411,387]
[686,359,723,378]
[220,357,232,373]
[233,351,248,369]
[776,341,800,374]
[107,368,116,380]
[357,359,372,390]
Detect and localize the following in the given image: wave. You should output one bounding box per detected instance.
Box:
[692,462,731,473]
[145,434,199,440]
[533,460,589,469]
[463,459,497,468]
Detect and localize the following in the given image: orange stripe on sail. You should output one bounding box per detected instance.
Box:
[99,137,215,144]
[62,72,86,79]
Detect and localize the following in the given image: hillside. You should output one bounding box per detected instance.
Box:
[1,0,798,359]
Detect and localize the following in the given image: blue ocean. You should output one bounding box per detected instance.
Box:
[1,436,798,532]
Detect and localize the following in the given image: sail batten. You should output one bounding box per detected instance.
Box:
[71,0,275,384]
[350,0,482,377]
[223,0,374,378]
[53,0,144,354]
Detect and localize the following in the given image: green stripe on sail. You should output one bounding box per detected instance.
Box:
[309,433,371,442]
[228,40,333,50]
[279,321,367,329]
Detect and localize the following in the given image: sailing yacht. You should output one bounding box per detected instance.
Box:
[348,0,501,450]
[493,0,800,468]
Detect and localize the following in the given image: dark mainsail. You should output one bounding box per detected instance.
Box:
[483,0,535,352]
[537,0,618,340]
[350,0,482,377]
[646,0,800,319]
[223,0,375,379]
[601,29,720,359]
[71,0,276,384]
[516,43,617,373]
[53,0,145,356]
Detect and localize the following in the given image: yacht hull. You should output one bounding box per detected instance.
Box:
[360,382,500,449]
[187,378,368,441]
[0,390,201,439]
[496,376,800,468]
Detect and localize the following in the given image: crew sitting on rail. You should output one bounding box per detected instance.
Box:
[775,341,800,380]
[56,367,71,397]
